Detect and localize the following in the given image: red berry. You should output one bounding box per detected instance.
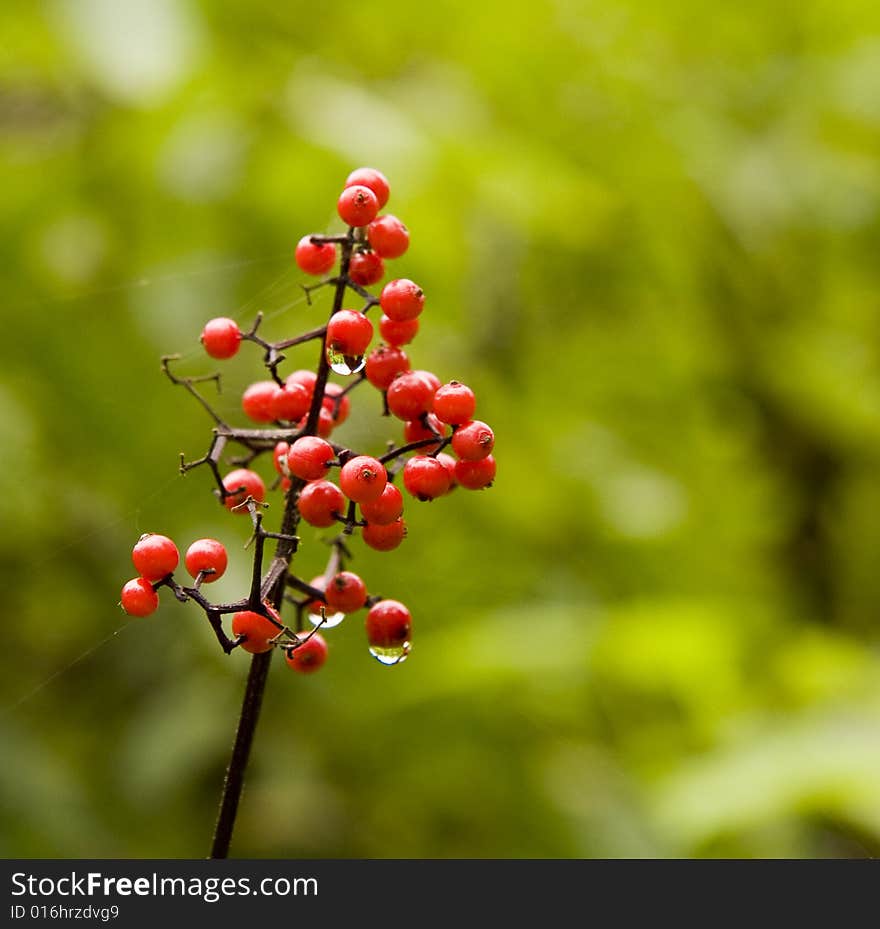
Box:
[232,605,282,654]
[433,381,476,425]
[287,437,334,481]
[298,480,345,528]
[365,344,410,390]
[323,382,351,425]
[349,250,385,286]
[338,184,379,227]
[184,538,228,582]
[363,518,406,551]
[380,279,424,322]
[339,455,387,504]
[379,313,419,347]
[367,214,409,259]
[325,571,367,613]
[436,452,458,491]
[386,371,436,421]
[285,633,328,673]
[403,455,452,501]
[296,408,335,439]
[455,455,496,489]
[269,382,310,422]
[413,369,441,392]
[295,235,336,275]
[326,310,373,359]
[366,599,412,648]
[273,441,290,476]
[132,533,179,581]
[404,413,447,451]
[280,476,292,493]
[287,369,317,395]
[223,468,266,511]
[242,380,280,424]
[452,420,495,460]
[120,577,159,617]
[345,167,390,209]
[359,482,404,525]
[201,317,242,360]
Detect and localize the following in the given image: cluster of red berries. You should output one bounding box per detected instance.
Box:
[123,168,495,674]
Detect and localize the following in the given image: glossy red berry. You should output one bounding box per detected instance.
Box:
[455,454,496,489]
[120,577,159,617]
[403,455,452,500]
[338,184,379,227]
[452,420,495,460]
[285,633,328,673]
[413,369,441,392]
[242,380,280,424]
[269,382,310,422]
[365,344,410,390]
[363,518,406,551]
[380,279,424,321]
[287,369,317,395]
[345,167,390,209]
[323,382,351,425]
[273,441,290,476]
[404,413,447,451]
[359,482,404,525]
[436,452,458,491]
[287,437,334,481]
[379,313,419,347]
[232,605,281,654]
[325,571,368,613]
[295,235,336,275]
[326,310,373,359]
[201,317,242,360]
[433,381,476,425]
[339,455,387,504]
[298,480,345,528]
[184,538,228,582]
[348,250,385,286]
[366,599,412,648]
[132,533,179,581]
[386,371,436,421]
[367,214,409,259]
[223,468,266,511]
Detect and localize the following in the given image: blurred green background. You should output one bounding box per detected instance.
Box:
[3,0,880,859]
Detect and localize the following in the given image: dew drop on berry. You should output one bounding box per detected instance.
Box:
[308,608,346,629]
[368,641,411,666]
[327,346,366,376]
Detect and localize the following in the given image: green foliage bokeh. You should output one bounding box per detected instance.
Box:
[3,0,880,858]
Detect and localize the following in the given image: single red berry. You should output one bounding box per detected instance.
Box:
[184,538,228,582]
[345,167,390,209]
[363,518,406,551]
[338,184,379,227]
[413,369,441,392]
[222,468,266,511]
[280,476,292,493]
[433,381,476,425]
[120,577,159,617]
[339,455,387,504]
[323,382,351,425]
[452,420,495,460]
[242,380,280,424]
[366,599,412,648]
[273,441,290,476]
[295,235,336,275]
[455,454,496,489]
[380,279,425,321]
[285,633,328,673]
[365,344,410,390]
[296,408,335,439]
[298,480,345,528]
[360,482,404,525]
[367,214,409,259]
[379,313,419,347]
[325,571,368,613]
[287,369,317,396]
[403,455,452,501]
[287,436,334,481]
[326,310,373,358]
[436,452,458,491]
[386,371,437,421]
[404,413,447,451]
[349,250,385,286]
[232,605,281,654]
[269,382,310,422]
[132,533,179,581]
[200,317,242,360]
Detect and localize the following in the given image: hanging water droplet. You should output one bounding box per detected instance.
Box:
[327,346,366,376]
[309,609,345,629]
[369,641,411,666]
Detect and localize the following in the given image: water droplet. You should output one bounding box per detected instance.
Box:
[327,347,366,376]
[309,609,345,629]
[369,641,411,666]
